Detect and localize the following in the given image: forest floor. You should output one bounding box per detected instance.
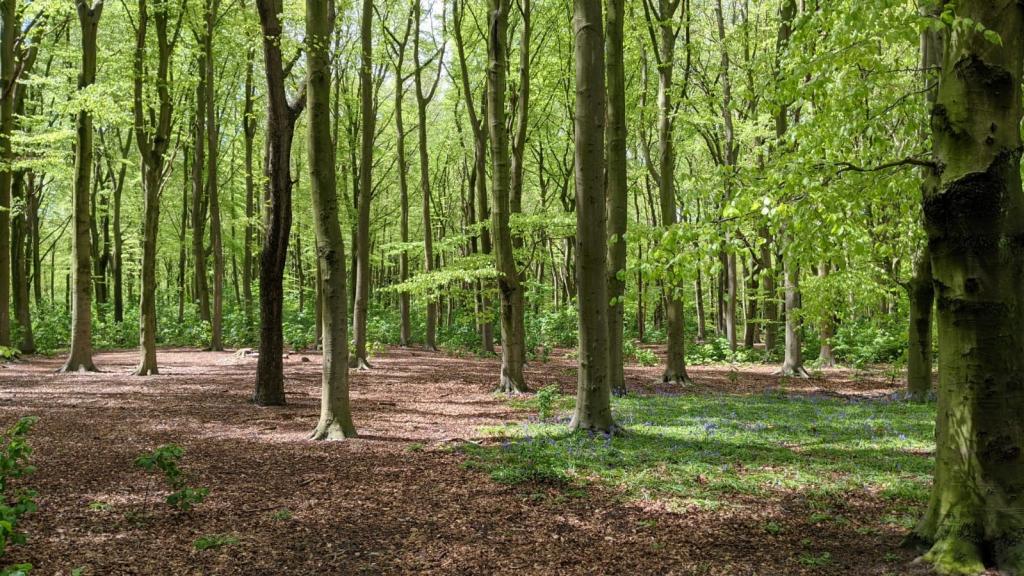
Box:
[0,347,954,575]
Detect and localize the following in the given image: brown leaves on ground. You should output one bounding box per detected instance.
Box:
[0,348,939,575]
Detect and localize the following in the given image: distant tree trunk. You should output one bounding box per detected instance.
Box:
[254,0,306,404]
[350,0,373,369]
[205,0,224,351]
[413,0,441,352]
[487,0,527,393]
[11,110,33,352]
[569,0,615,434]
[647,0,691,385]
[242,44,256,323]
[453,0,493,354]
[131,0,178,376]
[26,173,41,307]
[906,246,933,401]
[191,68,210,324]
[742,259,758,349]
[779,258,808,377]
[605,0,627,396]
[759,227,776,354]
[307,0,356,440]
[816,262,835,367]
[178,153,189,324]
[715,0,738,353]
[61,0,104,372]
[694,269,706,342]
[913,2,1024,572]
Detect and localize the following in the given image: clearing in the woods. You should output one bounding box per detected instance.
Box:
[1,349,940,575]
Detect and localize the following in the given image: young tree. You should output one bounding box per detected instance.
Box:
[61,0,104,373]
[307,0,356,440]
[203,0,224,351]
[913,2,1024,573]
[131,0,182,376]
[486,0,527,393]
[350,0,373,369]
[253,0,306,404]
[569,0,615,434]
[605,0,627,396]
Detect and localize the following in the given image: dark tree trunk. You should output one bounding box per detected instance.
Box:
[605,0,627,396]
[350,0,373,369]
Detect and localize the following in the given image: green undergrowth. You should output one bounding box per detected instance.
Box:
[463,388,935,509]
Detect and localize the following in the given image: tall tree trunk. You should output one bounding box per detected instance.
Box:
[0,0,17,347]
[913,2,1024,572]
[307,0,356,440]
[413,0,440,352]
[569,0,615,433]
[715,0,738,353]
[254,0,305,403]
[647,0,691,385]
[350,0,373,369]
[388,12,412,347]
[487,0,527,393]
[743,259,758,349]
[192,60,210,324]
[131,0,178,376]
[605,0,627,396]
[906,246,933,401]
[205,0,224,351]
[178,152,188,324]
[242,45,256,323]
[61,0,104,372]
[759,227,776,354]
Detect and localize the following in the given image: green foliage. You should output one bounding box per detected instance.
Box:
[623,340,658,367]
[193,534,239,551]
[831,320,906,367]
[535,385,560,421]
[133,444,208,512]
[0,417,39,575]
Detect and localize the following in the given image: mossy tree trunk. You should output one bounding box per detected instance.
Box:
[913,1,1024,573]
[906,246,934,402]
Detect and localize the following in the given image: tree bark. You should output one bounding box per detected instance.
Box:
[606,0,627,396]
[307,0,356,440]
[487,0,527,393]
[61,0,104,372]
[816,262,835,367]
[254,0,305,403]
[906,246,933,402]
[131,0,178,376]
[779,258,808,377]
[569,0,615,434]
[350,0,373,369]
[204,0,224,351]
[242,44,256,323]
[913,3,1024,573]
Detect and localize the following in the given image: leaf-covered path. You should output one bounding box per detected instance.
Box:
[0,349,944,575]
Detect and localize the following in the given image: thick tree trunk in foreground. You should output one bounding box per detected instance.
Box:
[350,0,373,369]
[913,2,1024,573]
[487,0,527,393]
[254,0,305,404]
[605,0,627,396]
[0,0,16,347]
[569,0,615,434]
[307,0,356,440]
[906,246,933,402]
[62,0,104,373]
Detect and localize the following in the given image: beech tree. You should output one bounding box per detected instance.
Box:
[350,0,373,369]
[61,0,104,373]
[912,1,1024,573]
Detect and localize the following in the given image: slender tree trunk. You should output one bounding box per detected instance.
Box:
[205,0,224,351]
[913,3,1024,572]
[242,46,256,323]
[605,0,627,396]
[350,0,373,368]
[131,0,177,376]
[254,0,305,403]
[743,259,758,349]
[61,0,104,372]
[779,257,808,377]
[387,14,412,347]
[569,0,615,434]
[413,0,440,352]
[178,151,189,323]
[906,246,933,401]
[760,227,776,354]
[817,262,835,367]
[307,0,356,440]
[649,0,691,385]
[487,0,527,393]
